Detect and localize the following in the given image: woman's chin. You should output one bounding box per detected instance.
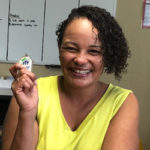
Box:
[65,77,93,89]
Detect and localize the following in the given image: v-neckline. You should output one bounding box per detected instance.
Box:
[55,77,112,133]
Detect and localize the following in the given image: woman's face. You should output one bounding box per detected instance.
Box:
[59,18,104,88]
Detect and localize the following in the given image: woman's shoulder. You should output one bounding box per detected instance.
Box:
[107,83,132,96]
[104,83,138,118]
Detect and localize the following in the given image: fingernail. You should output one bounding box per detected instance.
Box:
[34,80,37,85]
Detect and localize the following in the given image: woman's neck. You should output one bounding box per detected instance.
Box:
[58,76,106,104]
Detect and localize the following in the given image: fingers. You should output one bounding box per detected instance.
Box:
[9,63,25,79]
[9,63,36,81]
[18,68,36,82]
[11,73,37,95]
[10,63,37,96]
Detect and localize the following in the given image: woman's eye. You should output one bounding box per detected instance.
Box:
[88,50,102,55]
[62,47,77,52]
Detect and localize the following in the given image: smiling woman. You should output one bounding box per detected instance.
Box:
[2,5,139,150]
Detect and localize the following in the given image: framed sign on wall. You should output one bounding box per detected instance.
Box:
[142,0,150,28]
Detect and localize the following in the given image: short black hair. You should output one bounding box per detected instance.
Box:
[56,5,130,80]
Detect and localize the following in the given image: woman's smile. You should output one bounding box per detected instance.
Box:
[69,67,91,77]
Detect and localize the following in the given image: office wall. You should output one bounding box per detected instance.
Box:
[0,0,150,149]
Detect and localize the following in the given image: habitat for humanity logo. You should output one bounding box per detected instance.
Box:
[19,54,32,71]
[21,57,30,65]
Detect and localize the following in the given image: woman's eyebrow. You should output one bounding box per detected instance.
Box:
[62,42,102,49]
[62,41,78,46]
[89,45,102,49]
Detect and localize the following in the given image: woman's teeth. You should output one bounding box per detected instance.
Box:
[74,70,90,74]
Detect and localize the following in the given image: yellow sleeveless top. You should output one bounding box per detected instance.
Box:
[36,76,132,150]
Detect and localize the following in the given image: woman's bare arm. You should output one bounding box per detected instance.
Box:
[102,93,139,150]
[2,97,39,150]
[2,97,19,150]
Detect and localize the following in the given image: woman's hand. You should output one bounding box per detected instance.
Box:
[9,63,38,115]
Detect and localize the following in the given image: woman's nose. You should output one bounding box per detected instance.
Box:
[73,52,88,65]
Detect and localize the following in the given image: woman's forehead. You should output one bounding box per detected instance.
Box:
[65,18,98,35]
[63,18,100,43]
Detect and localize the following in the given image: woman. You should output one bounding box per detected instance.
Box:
[2,5,139,150]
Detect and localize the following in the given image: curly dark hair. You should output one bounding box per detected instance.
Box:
[56,5,130,80]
